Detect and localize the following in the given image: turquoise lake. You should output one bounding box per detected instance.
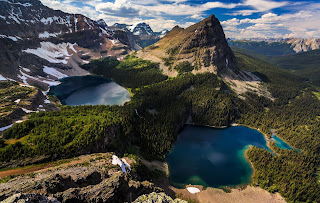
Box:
[49,75,130,106]
[166,125,272,188]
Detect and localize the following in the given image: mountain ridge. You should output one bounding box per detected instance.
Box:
[229,38,320,55]
[109,22,166,50]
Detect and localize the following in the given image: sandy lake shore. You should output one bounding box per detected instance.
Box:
[171,185,286,203]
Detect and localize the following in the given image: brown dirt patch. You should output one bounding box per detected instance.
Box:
[172,185,286,203]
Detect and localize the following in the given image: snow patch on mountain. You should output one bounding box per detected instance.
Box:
[39,31,62,38]
[43,66,67,79]
[74,14,78,32]
[23,42,77,64]
[127,22,140,32]
[0,124,13,132]
[0,34,22,41]
[109,39,117,45]
[8,8,25,24]
[0,74,7,80]
[127,22,154,35]
[40,16,71,27]
[83,17,94,30]
[22,68,30,72]
[18,69,61,86]
[0,0,32,7]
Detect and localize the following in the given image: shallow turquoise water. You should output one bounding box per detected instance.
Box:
[271,135,293,150]
[166,125,272,188]
[49,75,130,106]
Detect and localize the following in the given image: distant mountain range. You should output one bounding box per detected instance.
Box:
[230,39,320,87]
[109,22,168,50]
[228,38,320,55]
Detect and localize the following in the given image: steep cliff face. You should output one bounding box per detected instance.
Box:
[0,0,130,89]
[137,15,256,80]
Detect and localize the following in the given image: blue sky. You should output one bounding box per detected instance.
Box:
[40,0,320,38]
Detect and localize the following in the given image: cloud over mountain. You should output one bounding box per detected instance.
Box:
[40,0,320,38]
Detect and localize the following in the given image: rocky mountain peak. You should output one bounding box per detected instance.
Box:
[137,14,255,80]
[97,19,108,29]
[110,22,164,50]
[128,22,154,36]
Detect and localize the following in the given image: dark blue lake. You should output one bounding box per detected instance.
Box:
[49,75,130,106]
[166,125,272,188]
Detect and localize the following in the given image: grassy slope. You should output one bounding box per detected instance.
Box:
[269,49,320,86]
[231,46,320,86]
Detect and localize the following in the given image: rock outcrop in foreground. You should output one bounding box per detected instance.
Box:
[0,153,162,203]
[134,192,187,203]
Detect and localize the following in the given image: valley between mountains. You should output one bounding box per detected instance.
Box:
[0,0,320,202]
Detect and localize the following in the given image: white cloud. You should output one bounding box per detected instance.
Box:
[243,0,288,11]
[222,10,320,38]
[231,0,288,16]
[145,18,194,31]
[41,0,98,18]
[40,0,320,38]
[190,14,203,20]
[40,0,237,31]
[95,0,237,17]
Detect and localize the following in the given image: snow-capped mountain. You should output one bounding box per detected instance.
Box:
[110,22,167,50]
[97,19,109,30]
[155,29,169,38]
[0,0,130,89]
[127,22,154,35]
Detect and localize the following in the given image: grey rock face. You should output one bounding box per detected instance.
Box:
[0,154,162,203]
[2,193,60,203]
[134,192,188,203]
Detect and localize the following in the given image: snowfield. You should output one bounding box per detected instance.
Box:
[39,31,62,38]
[0,34,22,41]
[40,16,72,26]
[18,69,61,86]
[0,124,13,132]
[43,66,67,79]
[23,42,77,64]
[109,39,117,45]
[22,68,30,72]
[0,74,7,80]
